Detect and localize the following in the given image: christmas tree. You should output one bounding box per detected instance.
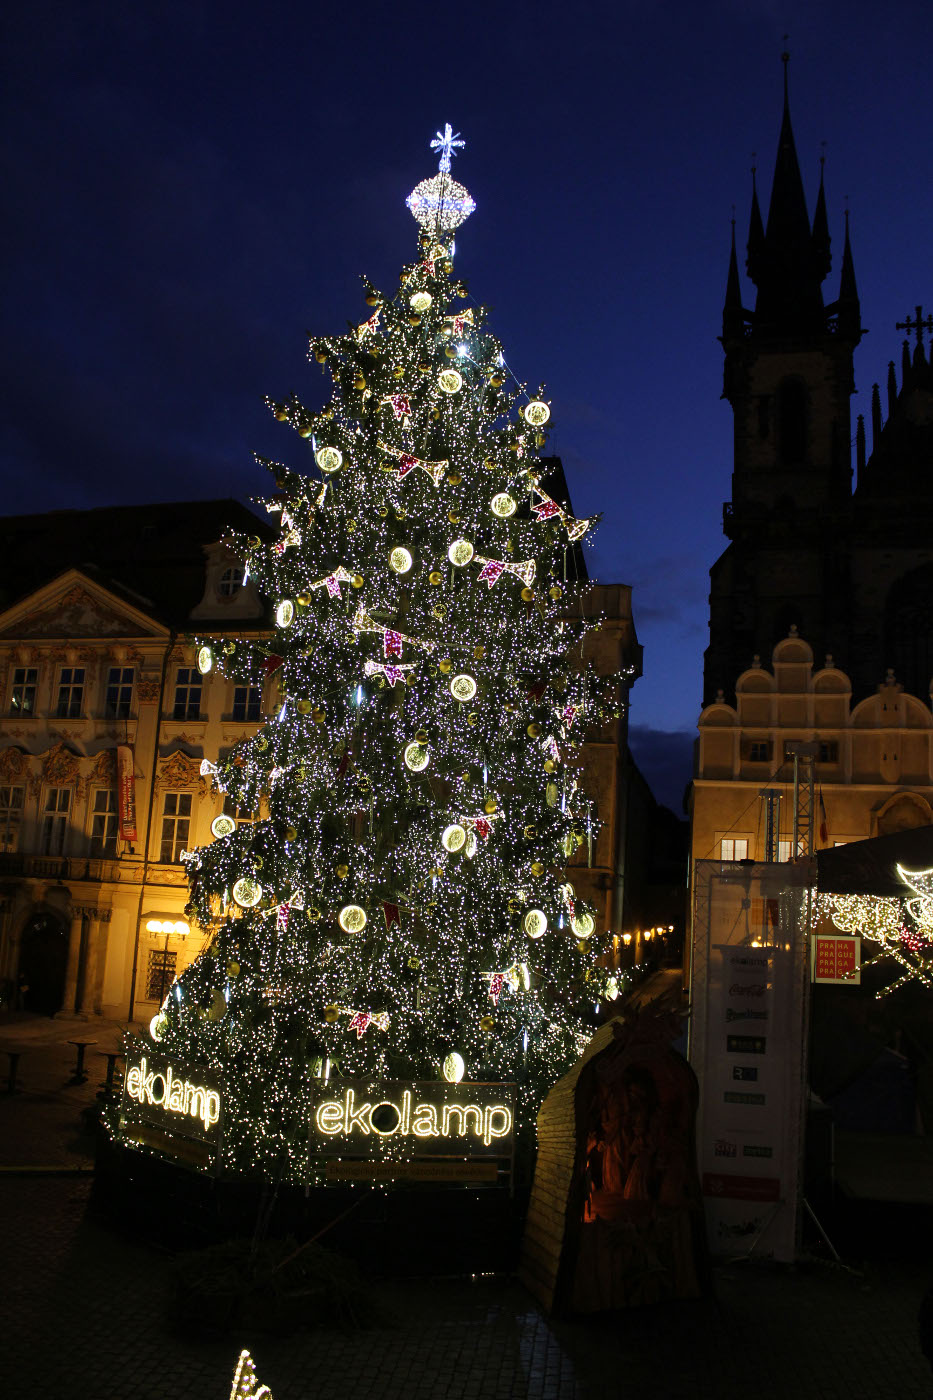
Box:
[149,126,621,1182]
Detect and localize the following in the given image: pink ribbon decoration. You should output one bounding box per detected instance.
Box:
[398,453,418,477]
[390,393,410,419]
[383,902,401,930]
[533,498,561,522]
[477,559,505,587]
[488,973,505,1005]
[422,258,435,275]
[348,1011,372,1038]
[384,630,404,659]
[562,703,578,727]
[473,818,492,841]
[384,665,405,687]
[276,904,290,934]
[324,573,341,598]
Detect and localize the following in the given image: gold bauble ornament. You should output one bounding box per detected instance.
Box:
[285,827,298,841]
[298,424,313,438]
[227,960,240,977]
[324,1004,340,1024]
[336,864,349,879]
[314,350,327,364]
[531,862,545,876]
[447,471,461,485]
[429,571,443,585]
[461,770,472,783]
[543,758,556,773]
[393,365,405,379]
[490,375,503,388]
[351,574,364,589]
[409,315,421,327]
[527,723,541,738]
[473,645,485,660]
[312,707,326,723]
[483,797,497,814]
[415,730,429,744]
[467,712,478,726]
[353,374,366,390]
[444,344,457,358]
[577,939,590,953]
[521,587,535,602]
[524,825,538,839]
[549,585,562,601]
[479,1015,496,1033]
[297,699,312,714]
[297,593,311,607]
[448,510,460,523]
[439,658,452,674]
[274,406,288,421]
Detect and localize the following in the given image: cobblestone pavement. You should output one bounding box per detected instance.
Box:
[2,1015,931,1398]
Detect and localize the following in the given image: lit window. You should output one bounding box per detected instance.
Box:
[10,668,37,715]
[232,685,262,721]
[223,795,253,826]
[219,567,244,597]
[721,838,749,861]
[0,785,24,852]
[55,667,85,719]
[105,667,135,719]
[90,788,118,856]
[42,788,71,855]
[146,948,177,1002]
[160,791,192,862]
[173,669,202,720]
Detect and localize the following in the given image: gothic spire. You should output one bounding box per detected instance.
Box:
[811,159,831,283]
[723,217,745,338]
[746,167,765,284]
[834,209,861,341]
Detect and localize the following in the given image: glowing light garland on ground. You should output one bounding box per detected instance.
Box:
[107,125,625,1184]
[816,863,933,995]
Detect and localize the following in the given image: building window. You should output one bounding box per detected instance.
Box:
[746,741,771,763]
[105,667,135,719]
[818,741,839,763]
[172,669,202,720]
[10,667,38,716]
[42,787,71,855]
[160,791,192,862]
[55,667,85,719]
[89,789,118,856]
[222,795,253,827]
[232,685,262,721]
[146,947,177,1003]
[721,838,749,862]
[0,785,24,852]
[219,566,244,597]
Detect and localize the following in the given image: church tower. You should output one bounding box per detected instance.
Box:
[705,55,863,704]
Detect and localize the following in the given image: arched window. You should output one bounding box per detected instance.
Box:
[778,379,807,464]
[218,566,244,597]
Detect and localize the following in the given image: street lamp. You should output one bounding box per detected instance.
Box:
[144,917,190,1006]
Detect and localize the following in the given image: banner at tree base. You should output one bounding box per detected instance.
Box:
[310,1079,515,1179]
[118,1035,223,1172]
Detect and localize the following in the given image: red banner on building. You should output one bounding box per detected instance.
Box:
[116,745,138,842]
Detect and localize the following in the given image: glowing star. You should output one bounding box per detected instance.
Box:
[196,645,213,675]
[438,369,463,394]
[490,493,517,518]
[315,446,343,473]
[523,400,551,427]
[430,123,465,172]
[211,814,237,839]
[447,539,474,567]
[275,599,295,628]
[449,673,477,702]
[338,904,367,934]
[404,741,430,771]
[232,877,262,908]
[524,909,548,939]
[442,823,467,853]
[443,1052,466,1083]
[389,546,413,574]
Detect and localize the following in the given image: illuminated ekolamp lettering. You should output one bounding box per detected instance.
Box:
[125,1056,221,1131]
[314,1088,512,1148]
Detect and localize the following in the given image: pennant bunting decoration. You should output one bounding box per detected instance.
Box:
[310,565,355,598]
[526,475,600,543]
[383,901,401,930]
[378,439,448,485]
[474,555,536,588]
[364,660,417,687]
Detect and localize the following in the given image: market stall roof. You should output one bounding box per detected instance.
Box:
[816,825,933,896]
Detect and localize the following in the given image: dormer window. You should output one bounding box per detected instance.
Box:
[218,566,244,598]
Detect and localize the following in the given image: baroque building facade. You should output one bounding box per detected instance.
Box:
[0,497,642,1023]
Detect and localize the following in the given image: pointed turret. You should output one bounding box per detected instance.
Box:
[834,209,862,342]
[723,218,746,339]
[746,171,766,285]
[811,162,831,282]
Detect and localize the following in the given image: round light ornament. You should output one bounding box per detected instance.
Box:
[447,539,474,567]
[149,1013,167,1042]
[450,673,477,702]
[465,829,478,859]
[571,911,596,939]
[410,291,432,313]
[211,814,237,839]
[438,368,463,394]
[491,492,517,518]
[315,446,343,473]
[524,909,548,939]
[523,400,551,427]
[443,1051,466,1084]
[404,741,430,772]
[232,877,262,908]
[196,645,213,675]
[442,823,467,853]
[276,598,295,628]
[338,904,367,934]
[389,546,413,574]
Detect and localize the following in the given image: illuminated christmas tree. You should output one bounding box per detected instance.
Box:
[151,127,620,1181]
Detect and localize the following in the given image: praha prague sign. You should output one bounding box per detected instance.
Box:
[310,1079,515,1159]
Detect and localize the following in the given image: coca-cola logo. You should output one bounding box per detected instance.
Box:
[730,983,767,997]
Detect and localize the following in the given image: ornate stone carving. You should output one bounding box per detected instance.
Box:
[136,677,161,703]
[2,585,156,640]
[0,747,28,783]
[156,750,205,794]
[89,749,117,786]
[42,741,81,787]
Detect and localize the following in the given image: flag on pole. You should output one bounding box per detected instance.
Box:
[819,789,829,846]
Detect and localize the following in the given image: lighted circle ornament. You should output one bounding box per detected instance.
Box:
[523,400,551,427]
[410,291,432,313]
[438,368,463,394]
[315,446,343,473]
[443,1051,466,1084]
[524,909,548,939]
[406,123,476,233]
[149,1012,167,1043]
[571,911,596,939]
[275,598,295,628]
[450,673,477,702]
[211,814,237,839]
[196,645,213,675]
[447,538,474,567]
[389,546,413,574]
[491,492,517,518]
[338,904,367,934]
[465,829,478,859]
[404,741,430,772]
[442,823,467,853]
[232,876,262,909]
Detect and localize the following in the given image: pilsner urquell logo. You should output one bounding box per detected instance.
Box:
[125,1056,221,1131]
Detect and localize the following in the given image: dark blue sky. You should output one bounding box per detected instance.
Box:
[3,0,931,810]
